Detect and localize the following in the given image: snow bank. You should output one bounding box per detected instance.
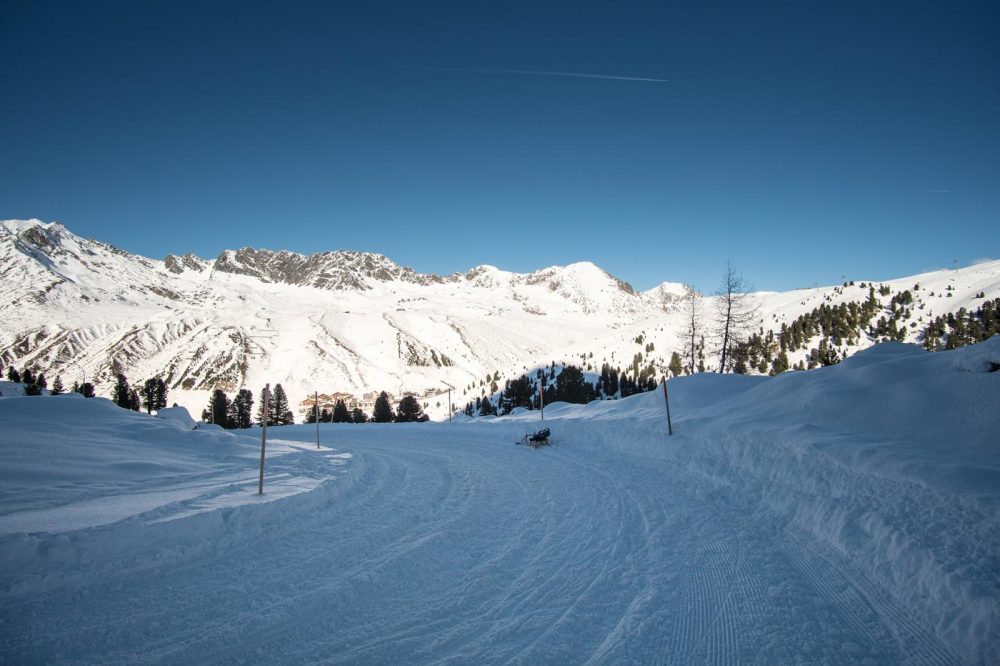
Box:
[670,339,1000,662]
[156,405,197,429]
[0,380,27,397]
[0,395,345,535]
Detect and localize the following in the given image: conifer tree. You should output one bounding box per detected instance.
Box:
[502,375,534,413]
[141,378,161,413]
[607,365,619,397]
[35,373,47,390]
[395,395,426,422]
[668,352,684,378]
[205,389,231,427]
[555,365,589,404]
[230,388,254,429]
[478,397,495,416]
[271,384,292,425]
[51,375,64,395]
[6,366,20,383]
[543,383,557,406]
[732,345,750,374]
[372,391,394,422]
[79,382,95,398]
[155,378,168,411]
[770,351,790,376]
[332,399,350,423]
[350,407,367,423]
[112,374,133,409]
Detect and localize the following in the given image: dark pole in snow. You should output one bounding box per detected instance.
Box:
[258,384,270,495]
[539,379,545,420]
[661,375,673,436]
[315,390,320,449]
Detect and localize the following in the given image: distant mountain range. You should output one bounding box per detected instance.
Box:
[2,219,997,419]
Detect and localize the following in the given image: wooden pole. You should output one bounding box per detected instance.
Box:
[662,375,673,436]
[315,390,320,449]
[258,383,270,495]
[539,379,545,420]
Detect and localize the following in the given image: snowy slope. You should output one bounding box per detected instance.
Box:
[2,218,998,421]
[0,396,340,535]
[1,338,997,663]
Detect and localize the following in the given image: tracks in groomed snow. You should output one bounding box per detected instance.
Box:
[0,424,962,664]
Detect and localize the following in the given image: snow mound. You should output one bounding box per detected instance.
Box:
[155,405,197,429]
[951,335,1000,373]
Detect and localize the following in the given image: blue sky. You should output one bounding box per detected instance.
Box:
[2,1,997,292]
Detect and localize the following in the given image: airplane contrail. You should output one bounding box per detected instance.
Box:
[440,67,668,83]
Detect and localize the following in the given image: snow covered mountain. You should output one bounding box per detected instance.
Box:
[2,218,998,418]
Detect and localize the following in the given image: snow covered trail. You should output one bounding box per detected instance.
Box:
[2,339,997,663]
[0,428,964,664]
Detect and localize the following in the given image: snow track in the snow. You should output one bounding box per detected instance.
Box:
[0,426,951,664]
[1,427,963,664]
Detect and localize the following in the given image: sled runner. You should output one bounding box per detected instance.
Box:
[516,427,551,448]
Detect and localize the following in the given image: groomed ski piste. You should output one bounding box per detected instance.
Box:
[1,339,998,664]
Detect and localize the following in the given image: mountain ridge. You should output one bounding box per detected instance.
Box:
[2,218,998,420]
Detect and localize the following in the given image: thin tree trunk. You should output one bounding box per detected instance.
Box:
[720,299,732,372]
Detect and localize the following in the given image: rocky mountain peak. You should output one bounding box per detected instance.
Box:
[164,253,209,274]
[644,282,690,312]
[2,219,71,254]
[209,247,453,291]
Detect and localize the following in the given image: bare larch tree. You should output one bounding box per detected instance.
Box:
[680,284,701,374]
[714,262,758,372]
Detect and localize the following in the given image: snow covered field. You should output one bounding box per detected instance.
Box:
[1,339,998,664]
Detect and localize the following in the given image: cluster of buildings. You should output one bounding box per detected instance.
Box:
[298,387,446,417]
